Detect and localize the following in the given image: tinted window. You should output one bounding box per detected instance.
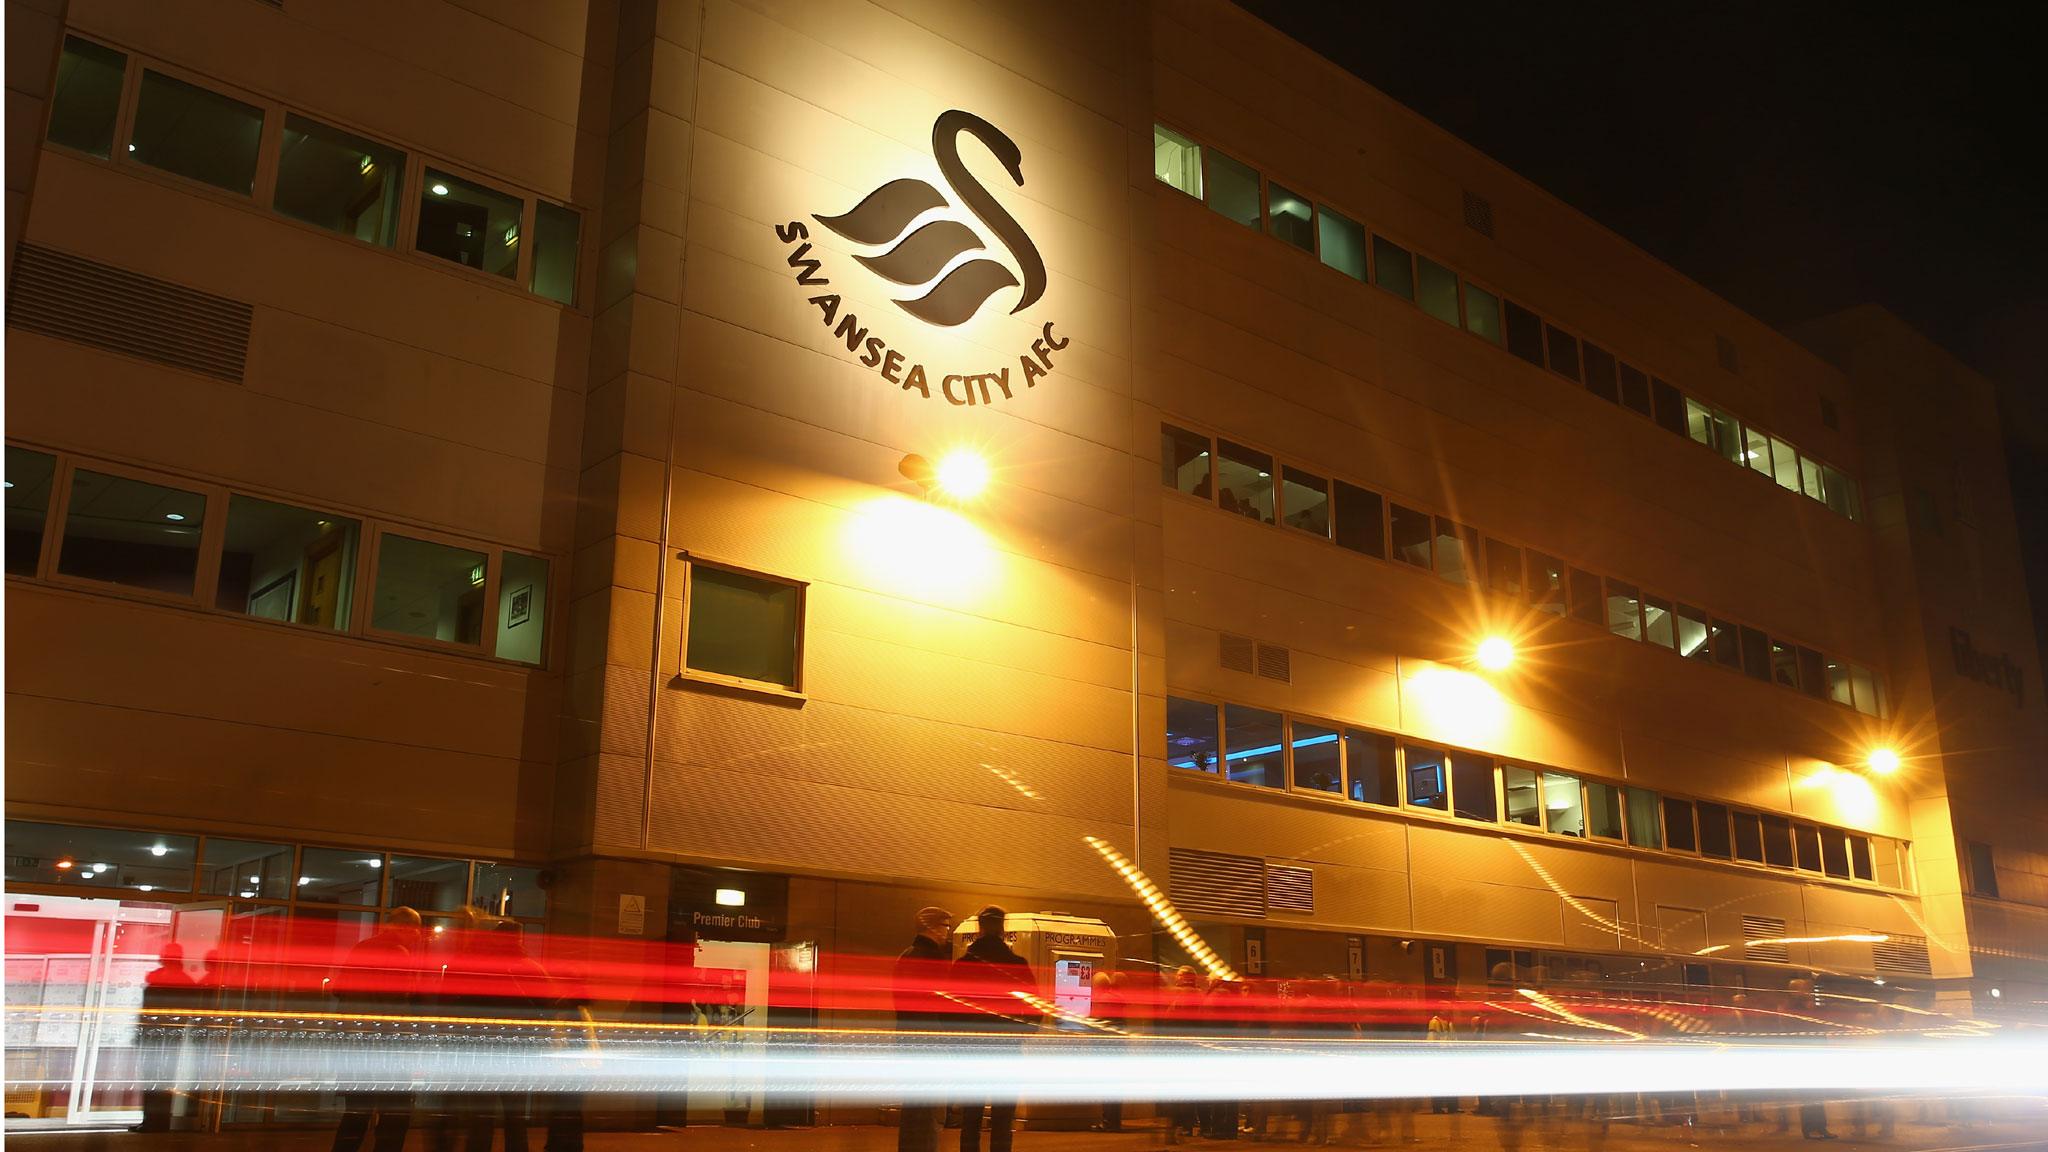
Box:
[132,70,263,194]
[275,114,404,246]
[1166,696,1220,773]
[1162,424,1212,497]
[372,534,488,647]
[1153,124,1202,196]
[1739,625,1772,681]
[1504,299,1544,366]
[1484,539,1522,598]
[1569,568,1603,627]
[1451,752,1497,822]
[1712,618,1743,669]
[216,495,359,630]
[1605,579,1642,641]
[1503,765,1542,827]
[1464,282,1503,344]
[685,564,801,687]
[418,169,522,278]
[58,469,207,594]
[1618,363,1653,416]
[298,846,384,905]
[1390,503,1431,569]
[1267,182,1314,251]
[474,861,548,919]
[1586,781,1623,839]
[1544,324,1581,382]
[1528,552,1566,615]
[1291,720,1342,794]
[1797,648,1826,699]
[1582,342,1618,403]
[1434,518,1475,585]
[1731,810,1764,862]
[1317,206,1366,279]
[5,446,57,576]
[1676,603,1710,660]
[1821,829,1850,878]
[1224,704,1285,789]
[1794,824,1824,871]
[1280,465,1329,536]
[1205,150,1260,228]
[1417,255,1459,325]
[1405,746,1447,810]
[1215,440,1274,523]
[1697,802,1733,859]
[1626,789,1662,848]
[1345,729,1397,806]
[1642,595,1676,650]
[1762,815,1795,868]
[46,37,126,157]
[1651,377,1687,435]
[203,839,294,900]
[1664,797,1697,852]
[1332,480,1384,558]
[532,201,581,304]
[2,820,195,891]
[1849,835,1874,881]
[1372,234,1414,300]
[388,854,469,911]
[1771,640,1800,689]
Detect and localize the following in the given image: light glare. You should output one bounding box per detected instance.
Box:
[933,449,990,501]
[1868,747,1901,775]
[1477,636,1516,671]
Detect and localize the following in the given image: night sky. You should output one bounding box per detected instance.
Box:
[1236,1,2048,669]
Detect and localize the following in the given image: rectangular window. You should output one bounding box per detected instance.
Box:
[1390,503,1431,569]
[1152,125,1202,197]
[46,37,126,158]
[297,846,384,905]
[1331,480,1384,558]
[1463,282,1503,344]
[685,563,802,689]
[1797,647,1827,699]
[1162,424,1213,498]
[1822,465,1860,519]
[1685,397,1715,449]
[1215,439,1274,523]
[1417,255,1459,325]
[474,862,548,919]
[132,70,263,194]
[1826,657,1854,706]
[1528,552,1566,616]
[1280,465,1330,537]
[1712,618,1743,669]
[1664,797,1697,852]
[1544,324,1581,382]
[216,495,359,630]
[1761,816,1795,868]
[1405,745,1447,811]
[1345,729,1397,806]
[1224,703,1285,790]
[1371,234,1414,300]
[1581,342,1619,403]
[275,114,405,246]
[1770,641,1800,689]
[1697,802,1733,859]
[1849,663,1881,716]
[1166,696,1221,774]
[1544,772,1584,837]
[1503,765,1542,827]
[1451,751,1497,823]
[1266,182,1315,251]
[1801,455,1826,502]
[418,169,522,279]
[1433,519,1476,585]
[495,551,549,666]
[2,820,196,891]
[1848,835,1874,881]
[1743,425,1774,479]
[1794,823,1824,872]
[5,446,57,576]
[1204,150,1261,229]
[532,201,581,304]
[1604,578,1642,641]
[1739,626,1772,682]
[1484,538,1522,598]
[1676,603,1710,660]
[388,854,469,911]
[1504,299,1544,366]
[1769,436,1801,491]
[1626,789,1662,849]
[1651,377,1687,436]
[1711,410,1742,464]
[1642,595,1676,650]
[372,533,488,647]
[1618,363,1653,417]
[1290,719,1342,794]
[1731,810,1764,862]
[1872,837,1907,888]
[1317,206,1366,279]
[1585,781,1623,839]
[1820,830,1850,878]
[58,468,207,595]
[1569,568,1603,627]
[1965,840,1998,897]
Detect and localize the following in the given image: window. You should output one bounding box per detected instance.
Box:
[1794,823,1824,872]
[1739,626,1772,681]
[1371,234,1414,300]
[1504,299,1544,366]
[1770,641,1800,689]
[1280,466,1329,536]
[1433,518,1475,585]
[1224,704,1285,789]
[1317,206,1367,279]
[1450,752,1497,822]
[1676,604,1710,660]
[273,114,404,246]
[1463,282,1503,345]
[1405,746,1447,811]
[1651,378,1687,436]
[57,468,207,594]
[474,862,547,918]
[1626,789,1662,848]
[388,854,469,911]
[1582,343,1619,404]
[1215,440,1274,523]
[532,201,582,305]
[46,37,126,157]
[1797,648,1827,699]
[685,563,803,689]
[1544,772,1584,837]
[1544,324,1581,382]
[297,846,384,904]
[1642,595,1676,650]
[1389,503,1431,569]
[1696,802,1733,859]
[1290,719,1342,794]
[1205,150,1260,229]
[1849,833,1875,880]
[203,839,293,900]
[1825,658,1854,706]
[1166,696,1220,774]
[1711,618,1742,669]
[1604,579,1642,641]
[1820,829,1850,878]
[1872,837,1907,888]
[1331,480,1384,558]
[1769,437,1801,491]
[1618,363,1653,417]
[131,70,263,194]
[1848,663,1881,716]
[1822,465,1859,519]
[1586,781,1622,840]
[216,495,359,630]
[1569,568,1603,627]
[1346,730,1397,806]
[372,533,487,647]
[1417,256,1459,325]
[1731,810,1764,862]
[1153,124,1202,197]
[1964,840,1998,897]
[1742,425,1773,479]
[1162,424,1213,498]
[1686,398,1741,464]
[2,820,196,891]
[1484,539,1522,598]
[1664,797,1697,852]
[1800,455,1826,502]
[1266,182,1314,251]
[6,446,57,576]
[1503,765,1542,827]
[1528,552,1566,615]
[418,169,522,278]
[495,551,549,666]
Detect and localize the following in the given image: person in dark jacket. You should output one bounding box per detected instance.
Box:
[950,907,1038,1152]
[135,943,205,1133]
[896,906,956,1152]
[330,907,424,1152]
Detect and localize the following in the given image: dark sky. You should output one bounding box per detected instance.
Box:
[1235,1,2048,668]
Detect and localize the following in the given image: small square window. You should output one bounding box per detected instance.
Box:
[132,70,263,195]
[1582,343,1619,404]
[217,495,360,630]
[372,533,488,647]
[1463,282,1503,345]
[686,564,803,690]
[1153,125,1202,197]
[1280,465,1329,537]
[1266,182,1314,252]
[1545,325,1581,382]
[1205,150,1260,229]
[532,201,582,304]
[1389,503,1431,569]
[58,468,207,595]
[1224,704,1285,790]
[1345,730,1397,806]
[1215,440,1274,523]
[1417,256,1459,325]
[1167,696,1220,774]
[1331,480,1384,559]
[46,37,126,158]
[6,446,57,576]
[1317,207,1366,279]
[1162,424,1213,498]
[1504,300,1544,366]
[418,169,522,279]
[1290,720,1342,794]
[275,115,405,246]
[1372,235,1414,300]
[496,551,550,666]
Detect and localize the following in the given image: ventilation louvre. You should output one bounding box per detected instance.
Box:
[1219,633,1255,675]
[8,243,251,383]
[1255,642,1291,683]
[1872,933,1932,977]
[1715,333,1741,374]
[1168,848,1265,919]
[1741,914,1789,963]
[1462,189,1495,238]
[1265,864,1314,912]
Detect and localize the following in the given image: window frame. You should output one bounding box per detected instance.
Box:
[361,524,501,657]
[115,55,278,205]
[44,455,226,606]
[677,554,809,698]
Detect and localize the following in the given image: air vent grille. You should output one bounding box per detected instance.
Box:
[1741,915,1789,963]
[1715,334,1740,374]
[1255,642,1291,683]
[1872,934,1932,977]
[1265,864,1314,912]
[8,243,251,382]
[1219,633,1255,675]
[1168,848,1265,919]
[1462,190,1494,238]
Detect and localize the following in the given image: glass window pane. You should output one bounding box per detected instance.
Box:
[1544,773,1584,837]
[473,862,547,919]
[1794,824,1824,872]
[1849,836,1874,882]
[1485,539,1522,598]
[1280,466,1329,536]
[388,854,468,911]
[1710,617,1742,669]
[1651,377,1687,435]
[1743,425,1774,478]
[1503,765,1542,827]
[132,70,263,194]
[1769,641,1799,689]
[1266,182,1314,251]
[1761,816,1794,868]
[1626,789,1662,848]
[1331,480,1383,558]
[418,168,522,278]
[1317,206,1365,279]
[1463,282,1502,344]
[1873,837,1906,887]
[1739,626,1772,682]
[1582,342,1619,403]
[1433,518,1474,585]
[1451,752,1497,822]
[1664,798,1697,852]
[1205,150,1260,228]
[1371,234,1414,300]
[1794,648,1825,699]
[1676,604,1710,660]
[1849,664,1880,716]
[1642,595,1676,650]
[1389,503,1431,569]
[1586,782,1622,839]
[1290,720,1342,794]
[298,846,384,904]
[1605,579,1642,641]
[1405,746,1446,811]
[686,565,801,688]
[1829,468,1861,520]
[1731,810,1764,862]
[1223,704,1285,789]
[1569,568,1603,627]
[372,533,488,646]
[1821,830,1850,878]
[1504,299,1544,366]
[1166,696,1220,774]
[1697,802,1732,859]
[1826,658,1854,706]
[495,551,549,665]
[1801,456,1826,501]
[2,820,196,891]
[1769,437,1801,491]
[216,495,359,629]
[202,839,293,900]
[1711,411,1742,464]
[1345,730,1397,806]
[6,446,57,576]
[1417,256,1459,325]
[1685,397,1716,449]
[1215,439,1273,523]
[57,468,206,594]
[1528,552,1566,616]
[1618,363,1653,416]
[532,201,581,304]
[275,114,403,246]
[1153,125,1202,197]
[46,37,126,157]
[1545,324,1581,382]
[1162,424,1213,498]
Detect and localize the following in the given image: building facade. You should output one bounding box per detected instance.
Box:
[6,0,2044,1127]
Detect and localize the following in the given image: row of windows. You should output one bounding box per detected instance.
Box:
[1165,694,1909,887]
[1162,421,1887,716]
[46,34,581,304]
[1151,124,1862,522]
[5,444,551,666]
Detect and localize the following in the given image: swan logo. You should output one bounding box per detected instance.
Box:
[774,109,1068,409]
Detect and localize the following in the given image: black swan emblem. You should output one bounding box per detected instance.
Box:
[814,109,1048,328]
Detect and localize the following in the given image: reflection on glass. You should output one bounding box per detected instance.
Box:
[46,37,126,157]
[6,446,57,576]
[1371,234,1414,300]
[1485,539,1522,598]
[686,565,800,687]
[217,495,359,629]
[1697,802,1733,859]
[132,70,263,194]
[1731,810,1764,861]
[1280,466,1328,536]
[1215,440,1273,523]
[1417,255,1459,325]
[1451,752,1497,822]
[474,862,547,918]
[1205,150,1260,229]
[2,820,196,891]
[1605,579,1642,641]
[1290,720,1342,794]
[1503,765,1542,827]
[1266,182,1313,251]
[372,534,488,646]
[1544,773,1584,837]
[1390,504,1431,569]
[1626,789,1662,848]
[298,847,384,905]
[417,168,522,278]
[1162,424,1212,498]
[1528,552,1566,615]
[1643,595,1676,649]
[202,839,293,900]
[1166,696,1220,774]
[1586,781,1623,839]
[1153,125,1202,197]
[1346,729,1397,806]
[1317,206,1365,279]
[1676,604,1710,660]
[275,114,404,245]
[1224,704,1285,789]
[1664,797,1697,852]
[1433,518,1474,585]
[1762,815,1795,867]
[58,469,206,594]
[1464,282,1503,345]
[388,855,468,911]
[1405,746,1446,811]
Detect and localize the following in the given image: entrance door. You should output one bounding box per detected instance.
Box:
[689,940,770,1126]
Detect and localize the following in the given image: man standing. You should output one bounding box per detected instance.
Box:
[895,907,956,1152]
[951,907,1038,1152]
[330,906,424,1152]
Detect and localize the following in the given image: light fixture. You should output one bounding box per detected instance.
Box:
[90,862,109,874]
[899,449,991,502]
[1991,987,2002,999]
[298,876,312,886]
[138,884,154,892]
[1476,636,1516,672]
[368,859,383,868]
[163,512,186,522]
[239,889,256,899]
[149,844,168,858]
[432,924,446,934]
[54,858,74,871]
[247,874,262,884]
[1866,747,1901,775]
[431,182,449,196]
[468,564,485,587]
[127,143,135,153]
[714,888,746,907]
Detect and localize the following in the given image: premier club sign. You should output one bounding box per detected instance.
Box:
[776,109,1069,407]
